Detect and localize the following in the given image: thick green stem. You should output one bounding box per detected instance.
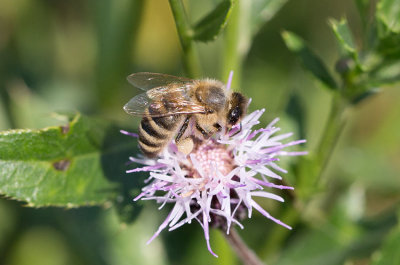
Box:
[95,0,144,109]
[168,0,201,78]
[315,94,348,181]
[222,0,242,89]
[225,228,266,265]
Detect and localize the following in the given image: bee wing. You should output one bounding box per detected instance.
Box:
[127,72,194,91]
[123,85,207,117]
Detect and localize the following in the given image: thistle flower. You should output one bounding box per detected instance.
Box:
[121,76,307,257]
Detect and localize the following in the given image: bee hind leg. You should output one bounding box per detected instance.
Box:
[176,116,191,142]
[176,137,194,155]
[175,116,194,155]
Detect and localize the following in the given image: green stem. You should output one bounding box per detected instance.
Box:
[95,0,144,109]
[225,228,266,265]
[168,0,201,78]
[222,0,241,89]
[315,94,348,181]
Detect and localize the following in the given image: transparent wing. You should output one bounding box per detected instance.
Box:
[123,85,207,117]
[127,72,194,91]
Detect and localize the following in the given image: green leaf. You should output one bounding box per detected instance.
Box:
[275,209,398,265]
[355,0,370,24]
[285,93,306,140]
[282,30,338,90]
[329,18,357,56]
[351,88,381,105]
[0,113,141,207]
[376,0,400,57]
[329,18,364,75]
[367,59,400,87]
[250,0,289,35]
[377,0,400,33]
[193,0,233,42]
[372,211,400,265]
[376,33,400,58]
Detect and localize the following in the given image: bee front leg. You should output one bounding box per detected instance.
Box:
[213,123,222,132]
[196,124,212,139]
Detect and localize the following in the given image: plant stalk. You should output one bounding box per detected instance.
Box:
[168,0,201,78]
[222,0,241,89]
[94,0,144,109]
[315,94,348,181]
[225,228,266,265]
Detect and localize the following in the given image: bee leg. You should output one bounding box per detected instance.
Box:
[177,137,194,155]
[175,116,191,143]
[196,124,211,139]
[213,123,222,132]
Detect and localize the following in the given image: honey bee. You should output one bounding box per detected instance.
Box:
[123,72,248,158]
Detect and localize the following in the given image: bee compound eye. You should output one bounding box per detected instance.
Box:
[228,107,241,125]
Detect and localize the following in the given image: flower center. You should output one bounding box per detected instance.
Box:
[189,139,235,178]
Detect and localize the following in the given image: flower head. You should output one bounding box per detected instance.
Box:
[122,73,307,257]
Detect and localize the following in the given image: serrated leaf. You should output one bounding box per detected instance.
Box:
[193,0,233,42]
[282,31,338,90]
[0,113,141,207]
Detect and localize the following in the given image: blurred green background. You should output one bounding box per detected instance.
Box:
[0,0,399,264]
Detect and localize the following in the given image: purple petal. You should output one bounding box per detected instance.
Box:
[203,212,218,257]
[267,118,280,128]
[120,130,138,138]
[250,191,284,202]
[134,191,148,201]
[226,71,234,91]
[146,212,172,245]
[247,128,271,140]
[249,177,294,190]
[278,151,309,156]
[261,139,306,154]
[228,126,240,136]
[251,200,292,230]
[269,162,288,173]
[268,132,293,142]
[246,157,279,165]
[126,164,165,173]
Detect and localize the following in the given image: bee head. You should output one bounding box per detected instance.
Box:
[226,92,248,128]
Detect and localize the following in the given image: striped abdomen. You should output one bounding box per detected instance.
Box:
[138,111,183,158]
